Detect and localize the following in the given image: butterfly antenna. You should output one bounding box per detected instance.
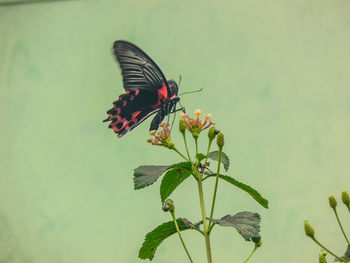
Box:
[179,88,203,96]
[178,75,182,87]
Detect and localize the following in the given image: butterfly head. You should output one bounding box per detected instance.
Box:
[168,80,179,99]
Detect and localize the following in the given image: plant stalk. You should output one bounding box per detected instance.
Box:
[243,245,258,263]
[173,147,189,161]
[182,133,192,162]
[197,174,212,263]
[171,212,194,263]
[333,208,350,244]
[311,237,349,262]
[209,146,222,226]
[204,139,213,164]
[194,137,199,157]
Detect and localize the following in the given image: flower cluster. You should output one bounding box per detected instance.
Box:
[180,109,215,138]
[147,121,174,149]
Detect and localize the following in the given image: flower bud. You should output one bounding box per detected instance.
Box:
[180,112,188,118]
[162,204,170,212]
[164,199,174,213]
[194,109,202,117]
[192,131,199,139]
[165,140,175,150]
[342,190,350,206]
[216,132,224,148]
[319,251,327,263]
[205,114,212,120]
[179,118,187,134]
[304,220,315,238]
[328,195,337,209]
[208,126,217,141]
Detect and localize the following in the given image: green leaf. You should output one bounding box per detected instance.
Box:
[207,151,230,171]
[335,245,350,261]
[160,167,191,202]
[138,219,191,260]
[133,165,169,190]
[196,153,206,162]
[207,212,261,241]
[218,174,269,208]
[133,162,192,190]
[344,245,350,260]
[167,161,192,171]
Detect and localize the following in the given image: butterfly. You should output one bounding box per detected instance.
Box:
[103,40,183,138]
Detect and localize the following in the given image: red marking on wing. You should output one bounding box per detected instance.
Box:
[104,86,162,137]
[107,110,142,135]
[152,83,168,109]
[135,109,159,125]
[159,83,168,102]
[131,111,141,122]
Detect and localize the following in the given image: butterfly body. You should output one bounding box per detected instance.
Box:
[104,41,181,138]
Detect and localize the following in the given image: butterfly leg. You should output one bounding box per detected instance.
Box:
[170,107,185,114]
[167,112,170,123]
[149,110,165,131]
[178,101,186,113]
[170,103,186,131]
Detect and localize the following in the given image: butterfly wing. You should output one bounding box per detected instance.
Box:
[113,40,169,103]
[104,89,161,137]
[104,41,171,137]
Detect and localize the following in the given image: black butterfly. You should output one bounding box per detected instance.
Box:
[103,40,182,138]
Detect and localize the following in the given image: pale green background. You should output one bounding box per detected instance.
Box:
[0,0,350,262]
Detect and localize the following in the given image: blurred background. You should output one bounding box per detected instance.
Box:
[1,0,350,262]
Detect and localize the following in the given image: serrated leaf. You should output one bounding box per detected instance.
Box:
[218,174,269,208]
[133,162,191,190]
[138,219,191,260]
[207,151,230,171]
[196,153,206,162]
[133,165,169,190]
[335,245,350,261]
[160,168,191,202]
[167,161,192,172]
[207,212,261,241]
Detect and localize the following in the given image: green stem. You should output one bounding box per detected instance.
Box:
[333,208,350,244]
[171,212,194,263]
[311,237,349,262]
[208,222,215,234]
[204,139,213,164]
[196,172,212,263]
[173,147,189,161]
[209,146,222,226]
[194,137,199,156]
[243,245,258,263]
[194,227,205,236]
[202,175,211,181]
[182,133,192,162]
